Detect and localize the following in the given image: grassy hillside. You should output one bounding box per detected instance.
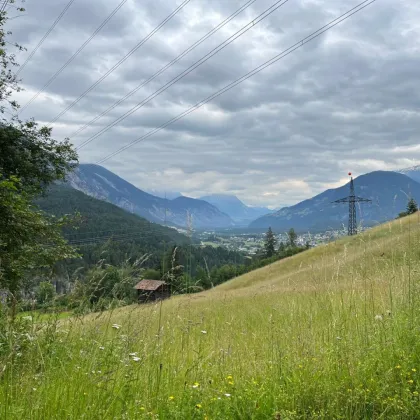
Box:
[2,214,420,418]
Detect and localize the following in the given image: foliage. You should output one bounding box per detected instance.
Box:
[35,281,56,305]
[71,257,147,306]
[287,227,297,248]
[0,122,78,195]
[397,197,418,218]
[0,2,25,116]
[263,227,276,258]
[162,246,184,292]
[0,176,78,294]
[406,197,418,215]
[0,8,79,297]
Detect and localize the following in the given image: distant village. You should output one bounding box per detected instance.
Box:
[190,227,371,255]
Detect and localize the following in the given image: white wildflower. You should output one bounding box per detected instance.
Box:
[132,357,141,362]
[201,330,207,334]
[375,314,383,321]
[112,324,121,329]
[224,393,231,397]
[129,352,138,357]
[99,346,105,350]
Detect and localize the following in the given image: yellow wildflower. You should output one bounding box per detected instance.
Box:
[412,368,417,372]
[195,403,202,409]
[395,365,401,369]
[192,382,200,389]
[228,380,234,386]
[226,375,233,380]
[169,396,175,401]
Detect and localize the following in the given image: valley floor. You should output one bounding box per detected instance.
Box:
[1,214,420,419]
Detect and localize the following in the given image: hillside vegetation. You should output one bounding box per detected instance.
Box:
[2,214,420,418]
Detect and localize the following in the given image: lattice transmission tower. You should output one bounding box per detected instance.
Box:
[333,172,371,236]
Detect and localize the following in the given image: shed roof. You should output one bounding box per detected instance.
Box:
[134,279,166,291]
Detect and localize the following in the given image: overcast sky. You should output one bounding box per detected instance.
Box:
[7,0,420,208]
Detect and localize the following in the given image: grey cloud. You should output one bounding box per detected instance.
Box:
[6,0,420,208]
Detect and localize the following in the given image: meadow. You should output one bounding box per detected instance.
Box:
[1,214,419,419]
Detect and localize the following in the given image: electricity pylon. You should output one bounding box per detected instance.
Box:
[333,172,371,236]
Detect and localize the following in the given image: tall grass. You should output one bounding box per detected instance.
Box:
[1,215,419,419]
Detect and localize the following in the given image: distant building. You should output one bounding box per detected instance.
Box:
[133,280,171,303]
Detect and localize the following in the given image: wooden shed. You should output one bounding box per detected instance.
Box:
[134,280,171,303]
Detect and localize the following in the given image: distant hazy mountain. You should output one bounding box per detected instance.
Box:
[66,164,234,229]
[199,194,273,225]
[250,171,420,232]
[397,165,420,183]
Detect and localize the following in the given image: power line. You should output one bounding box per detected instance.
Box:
[0,0,9,13]
[18,0,128,114]
[96,0,376,165]
[69,0,258,140]
[15,0,76,77]
[75,0,289,150]
[46,0,193,126]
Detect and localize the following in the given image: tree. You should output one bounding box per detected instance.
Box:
[264,227,277,258]
[0,9,79,295]
[0,177,78,294]
[287,228,297,248]
[36,281,56,305]
[406,198,418,215]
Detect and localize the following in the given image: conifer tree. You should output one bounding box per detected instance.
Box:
[406,197,418,215]
[287,228,297,248]
[264,227,277,258]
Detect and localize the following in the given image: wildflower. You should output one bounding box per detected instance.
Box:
[412,368,417,372]
[195,404,202,409]
[192,382,200,389]
[228,381,234,386]
[169,396,175,401]
[32,388,37,391]
[408,379,414,384]
[112,324,121,329]
[201,330,207,334]
[396,365,401,369]
[224,393,231,397]
[413,391,419,396]
[129,352,138,357]
[99,346,105,350]
[374,314,383,321]
[226,375,233,380]
[132,356,141,362]
[139,407,145,411]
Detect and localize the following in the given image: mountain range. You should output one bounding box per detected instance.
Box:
[250,171,420,232]
[397,165,420,184]
[66,164,234,229]
[199,194,273,225]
